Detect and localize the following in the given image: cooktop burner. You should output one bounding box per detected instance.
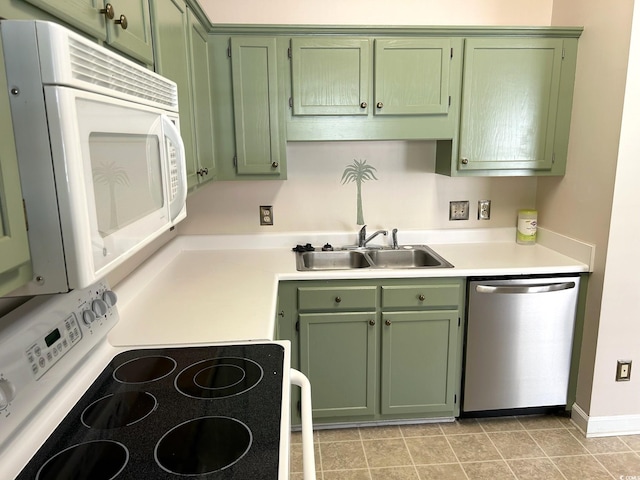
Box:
[17,343,285,480]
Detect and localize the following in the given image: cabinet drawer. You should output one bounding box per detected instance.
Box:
[298,286,377,311]
[381,284,460,309]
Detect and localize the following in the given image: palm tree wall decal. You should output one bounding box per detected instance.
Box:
[341,159,378,225]
[93,160,130,232]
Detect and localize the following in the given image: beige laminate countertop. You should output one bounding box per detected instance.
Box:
[108,229,592,348]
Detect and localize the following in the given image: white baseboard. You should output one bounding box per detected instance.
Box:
[572,403,640,437]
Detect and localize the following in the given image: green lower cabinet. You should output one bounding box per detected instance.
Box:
[299,312,377,418]
[381,310,458,415]
[277,278,465,426]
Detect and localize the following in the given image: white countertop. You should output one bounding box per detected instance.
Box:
[108,228,592,348]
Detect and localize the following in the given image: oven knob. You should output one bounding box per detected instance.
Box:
[102,290,118,308]
[91,299,108,317]
[82,309,97,325]
[0,379,15,410]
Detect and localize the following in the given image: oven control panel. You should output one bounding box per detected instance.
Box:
[0,280,119,450]
[25,313,82,380]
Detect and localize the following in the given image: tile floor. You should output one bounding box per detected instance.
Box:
[289,415,640,479]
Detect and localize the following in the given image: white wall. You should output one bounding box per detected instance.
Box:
[201,0,552,26]
[542,0,634,420]
[589,2,640,418]
[180,142,536,235]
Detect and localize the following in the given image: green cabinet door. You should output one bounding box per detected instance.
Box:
[458,38,564,171]
[230,37,284,176]
[21,0,106,40]
[299,312,377,418]
[381,311,459,415]
[106,0,154,65]
[290,37,370,116]
[0,37,32,296]
[151,0,197,188]
[187,7,215,184]
[374,38,451,115]
[22,0,153,64]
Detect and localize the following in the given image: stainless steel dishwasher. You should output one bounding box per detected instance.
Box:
[462,276,580,414]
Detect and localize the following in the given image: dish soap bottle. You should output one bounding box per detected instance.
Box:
[516,209,537,245]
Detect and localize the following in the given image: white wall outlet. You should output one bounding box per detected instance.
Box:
[259,205,273,226]
[449,201,469,221]
[616,360,632,381]
[478,200,491,220]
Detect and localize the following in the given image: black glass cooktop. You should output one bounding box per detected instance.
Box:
[17,343,285,479]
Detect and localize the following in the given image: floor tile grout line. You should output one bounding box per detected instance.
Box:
[441,427,472,480]
[356,427,374,480]
[399,425,426,480]
[521,426,572,480]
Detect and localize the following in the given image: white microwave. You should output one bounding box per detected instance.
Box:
[1,20,188,296]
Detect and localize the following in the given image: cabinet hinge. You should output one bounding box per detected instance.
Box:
[448,96,451,107]
[450,47,453,59]
[288,47,292,59]
[295,320,300,332]
[454,394,457,404]
[297,400,301,414]
[552,152,556,164]
[22,199,29,231]
[289,97,293,108]
[562,47,565,60]
[233,155,237,167]
[458,317,461,327]
[227,45,231,58]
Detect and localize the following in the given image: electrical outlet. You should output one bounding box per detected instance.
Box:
[449,201,469,221]
[478,200,491,220]
[616,360,632,381]
[259,205,273,226]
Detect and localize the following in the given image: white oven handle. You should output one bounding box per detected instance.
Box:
[290,368,316,480]
[161,114,187,223]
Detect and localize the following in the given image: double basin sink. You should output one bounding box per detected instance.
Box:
[295,245,453,271]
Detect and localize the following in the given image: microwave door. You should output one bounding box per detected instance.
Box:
[43,87,178,288]
[161,115,187,225]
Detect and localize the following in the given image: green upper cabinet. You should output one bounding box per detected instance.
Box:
[151,0,215,189]
[187,7,216,186]
[290,37,452,117]
[286,35,461,141]
[230,36,286,177]
[22,0,153,65]
[374,38,452,116]
[290,37,370,116]
[0,37,33,296]
[436,36,578,176]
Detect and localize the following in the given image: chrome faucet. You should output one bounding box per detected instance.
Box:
[357,225,388,248]
[391,228,399,249]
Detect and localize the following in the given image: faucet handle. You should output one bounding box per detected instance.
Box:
[391,228,399,249]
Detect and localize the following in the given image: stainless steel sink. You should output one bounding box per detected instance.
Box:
[297,250,371,270]
[367,248,451,268]
[295,245,453,271]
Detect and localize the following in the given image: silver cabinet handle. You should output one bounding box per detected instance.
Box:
[476,282,576,294]
[369,319,376,326]
[360,102,367,108]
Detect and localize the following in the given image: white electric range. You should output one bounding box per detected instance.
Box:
[0,280,315,479]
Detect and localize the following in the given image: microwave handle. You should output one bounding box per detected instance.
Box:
[161,115,187,222]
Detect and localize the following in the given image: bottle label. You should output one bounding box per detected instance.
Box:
[517,218,537,244]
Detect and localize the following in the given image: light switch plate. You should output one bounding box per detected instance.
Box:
[449,201,469,221]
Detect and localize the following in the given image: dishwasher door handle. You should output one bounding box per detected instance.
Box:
[475,281,576,294]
